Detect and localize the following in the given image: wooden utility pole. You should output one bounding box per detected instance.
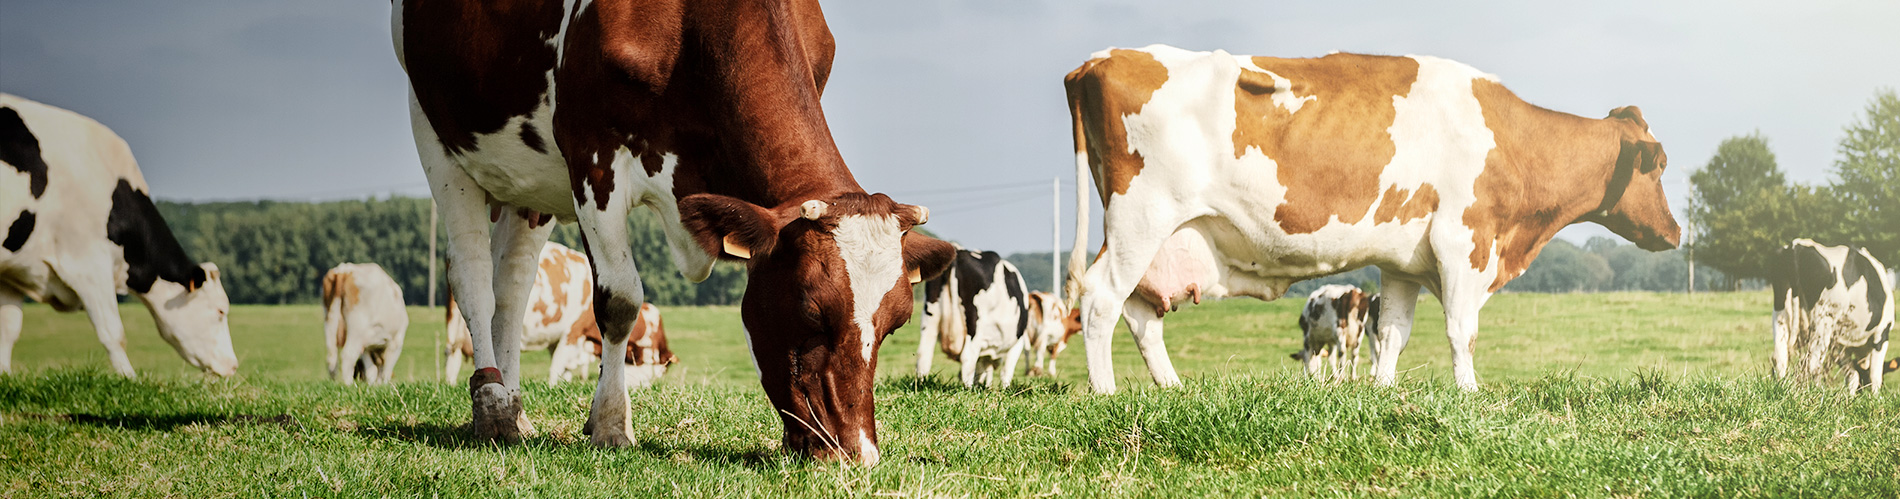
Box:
[1684,218,1694,294]
[1052,177,1061,300]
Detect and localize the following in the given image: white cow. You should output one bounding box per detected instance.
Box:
[0,94,236,377]
[1770,239,1894,394]
[444,242,676,387]
[322,263,409,384]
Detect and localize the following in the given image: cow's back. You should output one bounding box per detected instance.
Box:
[2,94,150,301]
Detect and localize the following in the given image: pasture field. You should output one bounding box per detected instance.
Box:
[2,292,1897,497]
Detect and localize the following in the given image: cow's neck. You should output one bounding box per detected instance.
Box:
[693,3,862,210]
[1471,94,1624,288]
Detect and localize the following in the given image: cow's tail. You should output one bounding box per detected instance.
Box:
[1062,63,1095,310]
[320,269,347,349]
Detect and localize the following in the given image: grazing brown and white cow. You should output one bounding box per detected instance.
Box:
[445,242,677,387]
[0,94,236,377]
[1289,285,1374,383]
[1063,45,1680,393]
[395,0,955,463]
[1770,239,1894,394]
[322,263,409,384]
[1023,291,1081,377]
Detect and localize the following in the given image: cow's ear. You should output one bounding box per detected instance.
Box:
[1607,106,1648,130]
[679,194,781,261]
[598,0,685,95]
[1609,106,1664,174]
[902,232,956,284]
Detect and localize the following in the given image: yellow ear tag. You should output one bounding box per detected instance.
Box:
[907,267,923,284]
[723,234,752,260]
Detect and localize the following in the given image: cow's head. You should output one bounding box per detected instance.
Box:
[1586,106,1680,251]
[136,263,237,377]
[680,192,956,466]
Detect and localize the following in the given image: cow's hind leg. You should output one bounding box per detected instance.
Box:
[1368,279,1419,386]
[573,162,649,448]
[380,327,407,384]
[999,335,1027,388]
[0,288,22,373]
[410,96,522,441]
[490,211,552,388]
[1122,298,1181,388]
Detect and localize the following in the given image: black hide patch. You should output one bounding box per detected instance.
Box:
[3,210,33,251]
[519,122,547,154]
[1843,249,1889,333]
[106,179,205,293]
[1000,262,1029,341]
[0,107,50,198]
[956,250,1004,339]
[1771,244,1836,313]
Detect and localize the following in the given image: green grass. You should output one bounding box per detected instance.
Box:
[3,292,1897,497]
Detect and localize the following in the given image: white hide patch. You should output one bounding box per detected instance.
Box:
[1234,57,1317,114]
[857,429,881,466]
[834,215,905,362]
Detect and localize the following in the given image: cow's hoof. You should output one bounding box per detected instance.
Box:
[469,371,525,444]
[589,431,633,448]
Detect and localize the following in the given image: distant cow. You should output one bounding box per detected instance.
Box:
[1289,285,1375,383]
[445,243,676,387]
[917,249,1030,388]
[1770,239,1894,394]
[1063,45,1680,393]
[322,263,409,384]
[1023,291,1082,377]
[0,94,236,377]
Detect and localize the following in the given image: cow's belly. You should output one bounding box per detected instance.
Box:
[449,107,576,219]
[1132,216,1435,306]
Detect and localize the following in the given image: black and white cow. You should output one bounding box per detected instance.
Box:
[0,94,236,377]
[916,249,1030,388]
[1770,239,1894,394]
[1290,284,1375,383]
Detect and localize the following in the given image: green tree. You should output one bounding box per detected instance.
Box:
[1687,134,1838,284]
[1831,89,1900,267]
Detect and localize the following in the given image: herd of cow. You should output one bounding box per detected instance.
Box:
[0,0,1893,467]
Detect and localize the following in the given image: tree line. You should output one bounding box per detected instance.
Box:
[157,198,747,306]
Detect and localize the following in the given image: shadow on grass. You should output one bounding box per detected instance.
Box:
[882,374,1077,396]
[356,420,790,469]
[7,412,300,431]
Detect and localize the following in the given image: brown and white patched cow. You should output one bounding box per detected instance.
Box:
[1063,45,1680,393]
[322,263,409,384]
[445,242,677,387]
[396,0,955,464]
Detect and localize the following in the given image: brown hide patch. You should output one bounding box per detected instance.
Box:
[1462,78,1618,291]
[400,0,562,155]
[1372,183,1439,224]
[321,270,359,348]
[1235,54,1418,234]
[531,250,577,326]
[1065,50,1170,198]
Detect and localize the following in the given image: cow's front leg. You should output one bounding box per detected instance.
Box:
[1368,279,1419,386]
[0,288,22,373]
[999,335,1026,388]
[68,264,135,377]
[1437,272,1494,392]
[1771,306,1793,379]
[1868,342,1888,395]
[959,342,981,387]
[916,318,938,377]
[573,153,647,448]
[1122,298,1181,388]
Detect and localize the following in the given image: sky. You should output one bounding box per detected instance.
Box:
[3,0,1896,254]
